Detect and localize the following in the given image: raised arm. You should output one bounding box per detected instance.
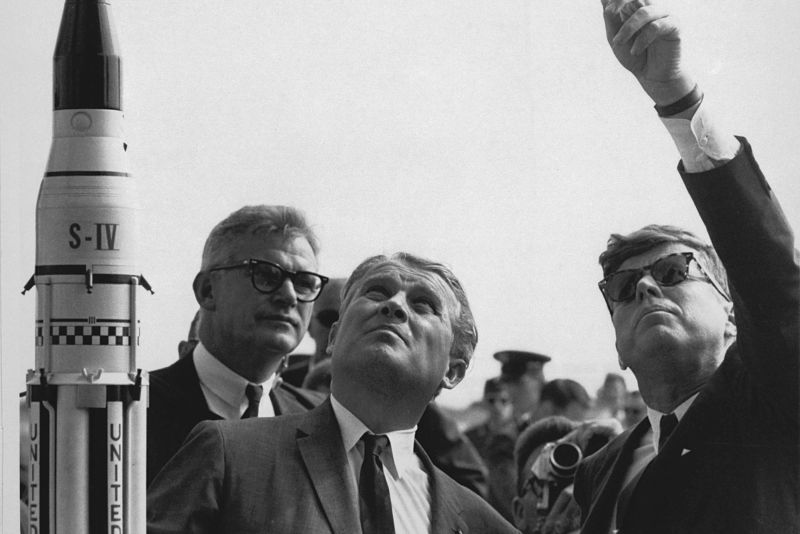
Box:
[603,0,798,409]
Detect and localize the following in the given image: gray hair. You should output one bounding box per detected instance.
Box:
[201,205,319,270]
[340,252,478,366]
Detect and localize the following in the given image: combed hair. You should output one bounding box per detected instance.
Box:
[200,205,319,270]
[599,224,730,299]
[340,252,478,366]
[514,416,577,495]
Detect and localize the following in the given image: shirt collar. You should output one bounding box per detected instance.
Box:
[646,392,698,453]
[194,341,276,413]
[330,394,418,480]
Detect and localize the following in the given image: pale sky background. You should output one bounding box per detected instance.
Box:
[2,0,799,527]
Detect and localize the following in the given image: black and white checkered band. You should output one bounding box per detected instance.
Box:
[38,325,137,346]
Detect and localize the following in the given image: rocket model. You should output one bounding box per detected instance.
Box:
[24,0,149,532]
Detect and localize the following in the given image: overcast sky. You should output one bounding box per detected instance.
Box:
[2,0,799,524]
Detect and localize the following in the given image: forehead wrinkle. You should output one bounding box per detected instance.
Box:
[360,264,459,315]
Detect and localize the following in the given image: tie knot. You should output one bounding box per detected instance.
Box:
[245,384,264,404]
[658,413,678,450]
[242,384,264,419]
[361,433,389,457]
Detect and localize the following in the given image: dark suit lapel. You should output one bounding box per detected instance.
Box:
[415,442,469,534]
[270,383,311,416]
[270,387,290,415]
[171,354,220,421]
[296,400,360,534]
[581,417,651,533]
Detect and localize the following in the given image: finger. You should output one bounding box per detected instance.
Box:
[612,5,670,47]
[602,0,649,41]
[564,498,583,531]
[600,0,626,44]
[548,489,574,517]
[630,15,680,56]
[620,0,650,21]
[542,490,575,534]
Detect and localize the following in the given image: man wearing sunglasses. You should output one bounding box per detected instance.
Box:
[146,205,327,485]
[572,2,799,533]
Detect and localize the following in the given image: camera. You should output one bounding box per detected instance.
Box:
[530,441,583,515]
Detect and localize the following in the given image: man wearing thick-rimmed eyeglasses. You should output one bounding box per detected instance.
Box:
[146,205,327,486]
[571,2,799,533]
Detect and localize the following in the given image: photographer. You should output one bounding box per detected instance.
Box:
[512,417,622,534]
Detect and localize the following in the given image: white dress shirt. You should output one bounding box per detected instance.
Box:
[193,341,276,419]
[330,395,431,534]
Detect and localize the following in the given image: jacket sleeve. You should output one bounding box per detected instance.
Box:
[681,137,799,420]
[147,421,225,534]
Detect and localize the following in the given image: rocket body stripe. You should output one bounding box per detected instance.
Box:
[108,401,124,533]
[45,171,131,177]
[55,387,90,531]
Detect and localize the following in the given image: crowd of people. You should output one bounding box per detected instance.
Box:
[21,1,799,533]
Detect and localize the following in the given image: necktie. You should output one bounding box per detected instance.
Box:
[658,413,678,451]
[359,433,396,534]
[241,384,263,419]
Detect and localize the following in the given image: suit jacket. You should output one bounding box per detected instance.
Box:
[416,402,489,499]
[147,399,519,534]
[147,352,326,486]
[574,139,800,533]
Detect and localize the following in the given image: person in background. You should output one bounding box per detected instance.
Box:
[488,377,590,523]
[590,372,627,421]
[147,205,327,486]
[147,252,519,533]
[282,278,346,387]
[176,309,201,360]
[573,2,799,532]
[466,377,516,460]
[622,390,646,429]
[513,417,622,534]
[528,379,591,425]
[494,350,551,427]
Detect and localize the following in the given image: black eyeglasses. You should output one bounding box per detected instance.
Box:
[315,309,339,328]
[208,259,329,302]
[598,252,729,312]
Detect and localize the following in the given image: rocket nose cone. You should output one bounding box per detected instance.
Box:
[54,0,121,110]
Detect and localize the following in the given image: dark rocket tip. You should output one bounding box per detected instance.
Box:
[53,0,121,110]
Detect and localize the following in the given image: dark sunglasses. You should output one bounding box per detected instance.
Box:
[208,259,329,303]
[315,309,339,328]
[598,252,729,312]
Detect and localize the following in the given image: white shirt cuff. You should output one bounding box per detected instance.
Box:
[660,100,740,173]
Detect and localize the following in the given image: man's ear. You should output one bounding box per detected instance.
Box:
[615,340,628,370]
[326,322,339,356]
[723,301,737,340]
[441,358,467,390]
[511,496,525,530]
[193,272,216,310]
